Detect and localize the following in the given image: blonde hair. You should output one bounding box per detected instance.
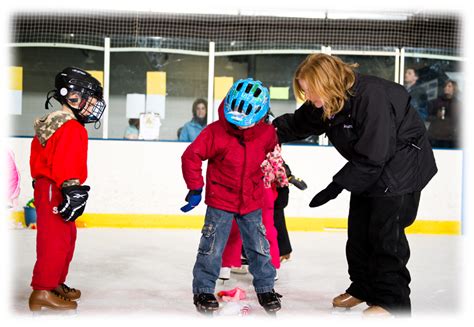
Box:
[293,53,358,119]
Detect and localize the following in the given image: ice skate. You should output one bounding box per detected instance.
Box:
[230,257,249,274]
[54,283,81,301]
[280,253,291,263]
[193,293,219,315]
[332,292,363,309]
[218,267,231,281]
[363,305,392,317]
[29,290,77,312]
[257,289,282,314]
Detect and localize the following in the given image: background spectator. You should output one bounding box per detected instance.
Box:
[124,118,140,139]
[427,79,460,148]
[404,68,429,121]
[178,98,207,141]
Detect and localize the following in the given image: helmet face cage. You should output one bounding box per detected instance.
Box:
[63,86,106,124]
[54,67,106,124]
[224,78,270,127]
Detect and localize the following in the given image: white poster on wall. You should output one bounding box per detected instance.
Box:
[126,93,146,118]
[138,112,162,140]
[146,94,166,119]
[9,90,22,115]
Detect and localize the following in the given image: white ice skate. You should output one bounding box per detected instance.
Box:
[218,267,231,281]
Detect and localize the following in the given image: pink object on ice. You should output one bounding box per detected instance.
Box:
[217,287,247,302]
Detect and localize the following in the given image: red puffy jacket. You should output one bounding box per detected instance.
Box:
[181,101,277,215]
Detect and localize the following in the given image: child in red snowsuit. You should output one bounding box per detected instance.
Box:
[28,67,106,312]
[181,78,282,314]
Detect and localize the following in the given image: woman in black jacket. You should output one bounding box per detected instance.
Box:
[273,54,437,316]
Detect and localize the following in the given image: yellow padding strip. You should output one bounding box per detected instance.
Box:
[9,211,461,235]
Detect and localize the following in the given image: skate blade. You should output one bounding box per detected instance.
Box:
[331,307,361,316]
[31,308,78,317]
[265,310,278,317]
[196,308,219,316]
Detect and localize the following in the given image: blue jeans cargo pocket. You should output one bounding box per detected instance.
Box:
[198,223,216,255]
[257,223,270,255]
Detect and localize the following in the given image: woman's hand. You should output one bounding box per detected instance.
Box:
[309,182,343,207]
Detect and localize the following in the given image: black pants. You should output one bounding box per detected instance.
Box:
[345,191,421,315]
[273,187,292,256]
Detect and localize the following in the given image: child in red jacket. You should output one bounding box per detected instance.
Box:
[181,78,282,314]
[28,67,106,312]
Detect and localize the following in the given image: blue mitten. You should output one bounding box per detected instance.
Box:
[180,189,203,212]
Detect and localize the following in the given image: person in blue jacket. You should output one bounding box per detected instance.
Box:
[179,98,207,141]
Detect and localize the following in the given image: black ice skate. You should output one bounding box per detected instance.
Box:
[257,289,282,313]
[193,293,219,314]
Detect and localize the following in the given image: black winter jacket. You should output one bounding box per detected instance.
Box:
[273,74,438,196]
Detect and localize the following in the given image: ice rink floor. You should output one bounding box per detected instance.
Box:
[5,228,466,323]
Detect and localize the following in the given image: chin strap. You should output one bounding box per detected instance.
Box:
[44,90,57,109]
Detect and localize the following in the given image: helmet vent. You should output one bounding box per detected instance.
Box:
[245,84,252,93]
[245,104,253,115]
[238,100,244,113]
[231,99,237,110]
[236,82,243,91]
[253,88,262,97]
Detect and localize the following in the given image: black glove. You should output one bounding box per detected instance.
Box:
[283,162,307,190]
[58,185,90,222]
[309,182,343,208]
[288,175,308,190]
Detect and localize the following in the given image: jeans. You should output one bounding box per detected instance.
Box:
[192,206,276,294]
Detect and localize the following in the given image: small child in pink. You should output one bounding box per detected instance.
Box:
[6,149,21,208]
[220,144,288,277]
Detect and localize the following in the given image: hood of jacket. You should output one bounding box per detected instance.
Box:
[34,110,76,146]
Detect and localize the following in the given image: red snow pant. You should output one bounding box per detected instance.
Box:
[222,186,280,269]
[31,177,77,290]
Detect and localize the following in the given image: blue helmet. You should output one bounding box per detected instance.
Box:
[224,78,270,127]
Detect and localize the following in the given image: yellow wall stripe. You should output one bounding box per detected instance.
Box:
[147,72,166,95]
[10,66,23,91]
[9,211,461,235]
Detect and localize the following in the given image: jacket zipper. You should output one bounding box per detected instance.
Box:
[239,137,246,213]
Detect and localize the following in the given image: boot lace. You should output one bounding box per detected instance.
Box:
[60,283,77,294]
[51,289,71,301]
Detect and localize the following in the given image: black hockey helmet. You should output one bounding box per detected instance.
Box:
[45,67,106,124]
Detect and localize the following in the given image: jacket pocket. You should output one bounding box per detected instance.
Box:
[385,143,419,193]
[209,177,239,200]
